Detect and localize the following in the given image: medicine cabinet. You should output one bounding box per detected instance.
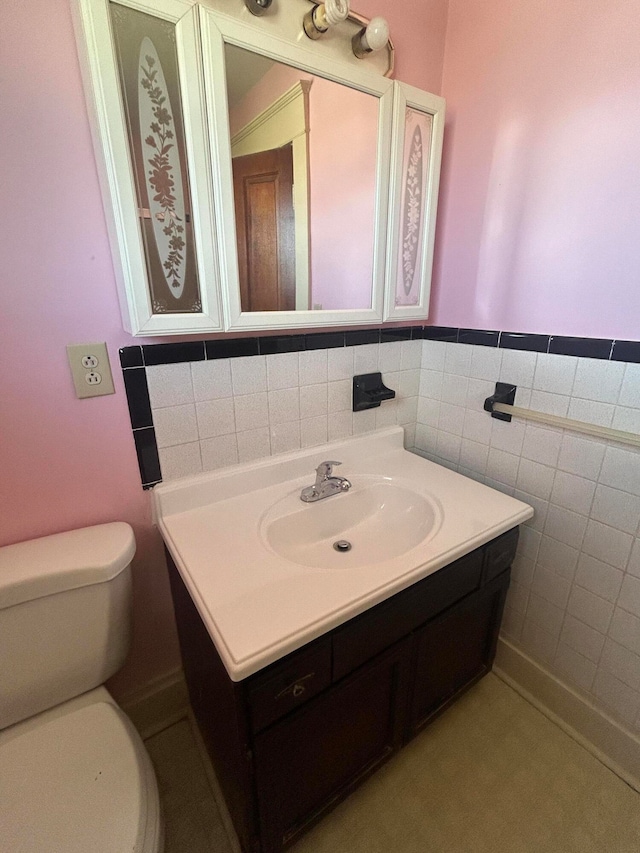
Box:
[73,0,444,335]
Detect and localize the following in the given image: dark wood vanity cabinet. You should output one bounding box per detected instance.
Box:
[254,642,409,851]
[166,526,518,853]
[407,573,510,737]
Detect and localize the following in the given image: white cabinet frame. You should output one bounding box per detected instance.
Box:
[199,6,394,332]
[384,82,445,322]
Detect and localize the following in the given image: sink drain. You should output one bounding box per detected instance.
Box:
[333,540,352,552]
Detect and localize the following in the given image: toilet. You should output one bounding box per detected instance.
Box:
[0,522,163,853]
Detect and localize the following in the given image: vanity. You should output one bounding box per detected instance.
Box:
[154,428,533,852]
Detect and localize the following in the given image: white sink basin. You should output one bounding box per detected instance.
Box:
[153,427,533,680]
[261,479,442,569]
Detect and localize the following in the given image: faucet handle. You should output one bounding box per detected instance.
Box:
[316,460,341,477]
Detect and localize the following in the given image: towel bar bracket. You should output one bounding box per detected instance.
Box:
[484,383,517,421]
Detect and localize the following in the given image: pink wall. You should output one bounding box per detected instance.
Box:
[431,0,640,339]
[357,0,448,93]
[0,0,183,699]
[0,0,444,701]
[309,78,378,309]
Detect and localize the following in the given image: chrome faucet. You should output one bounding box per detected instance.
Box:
[300,460,352,503]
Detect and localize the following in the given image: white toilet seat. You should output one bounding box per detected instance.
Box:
[0,700,163,853]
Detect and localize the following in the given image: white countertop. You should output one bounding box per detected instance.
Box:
[154,428,533,681]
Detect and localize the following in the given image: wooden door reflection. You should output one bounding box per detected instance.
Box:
[233,144,295,312]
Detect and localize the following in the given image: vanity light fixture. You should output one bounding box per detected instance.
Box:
[243,0,273,16]
[352,16,390,58]
[303,0,350,40]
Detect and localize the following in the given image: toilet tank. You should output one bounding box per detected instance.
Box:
[0,523,136,730]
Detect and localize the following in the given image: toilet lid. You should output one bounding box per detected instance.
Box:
[0,702,159,853]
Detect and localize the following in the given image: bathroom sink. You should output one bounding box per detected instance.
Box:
[153,426,533,680]
[261,480,442,569]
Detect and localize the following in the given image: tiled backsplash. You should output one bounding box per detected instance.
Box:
[414,338,640,735]
[144,340,420,481]
[120,327,423,487]
[121,325,640,734]
[121,325,640,487]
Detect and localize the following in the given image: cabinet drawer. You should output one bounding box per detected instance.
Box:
[332,549,483,681]
[483,527,519,583]
[247,638,332,733]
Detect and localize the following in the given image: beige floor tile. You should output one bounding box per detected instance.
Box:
[146,719,234,853]
[145,674,640,853]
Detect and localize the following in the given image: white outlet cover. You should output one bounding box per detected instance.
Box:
[67,342,115,399]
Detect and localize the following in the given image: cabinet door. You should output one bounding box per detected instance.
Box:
[253,642,409,853]
[407,572,509,739]
[383,81,445,322]
[74,0,224,335]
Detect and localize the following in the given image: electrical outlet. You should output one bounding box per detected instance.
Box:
[66,342,115,399]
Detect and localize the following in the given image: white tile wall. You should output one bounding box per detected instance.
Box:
[415,338,640,734]
[147,339,421,481]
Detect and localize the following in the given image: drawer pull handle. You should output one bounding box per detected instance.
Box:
[275,672,315,701]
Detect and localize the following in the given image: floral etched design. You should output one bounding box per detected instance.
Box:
[140,52,185,293]
[153,298,201,313]
[400,125,423,298]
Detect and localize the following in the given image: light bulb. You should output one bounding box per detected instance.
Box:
[304,0,350,39]
[352,16,389,58]
[324,0,349,26]
[363,17,389,52]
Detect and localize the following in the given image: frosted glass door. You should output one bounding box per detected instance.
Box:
[74,0,223,335]
[384,82,445,322]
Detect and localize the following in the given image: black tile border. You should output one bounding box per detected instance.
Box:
[258,335,306,355]
[612,340,640,363]
[421,326,458,342]
[121,325,639,370]
[458,329,499,347]
[133,427,161,489]
[304,332,346,350]
[120,323,639,490]
[380,327,412,343]
[143,341,205,365]
[499,332,550,353]
[345,329,380,347]
[122,367,153,429]
[118,345,143,368]
[549,336,613,359]
[205,338,259,359]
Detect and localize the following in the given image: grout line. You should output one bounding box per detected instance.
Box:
[141,713,190,743]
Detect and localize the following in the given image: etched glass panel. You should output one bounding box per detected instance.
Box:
[110,3,201,313]
[395,108,433,307]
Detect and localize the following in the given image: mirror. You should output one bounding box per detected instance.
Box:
[200,7,395,331]
[225,45,380,314]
